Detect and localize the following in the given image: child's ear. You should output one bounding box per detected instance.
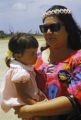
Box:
[14,53,22,59]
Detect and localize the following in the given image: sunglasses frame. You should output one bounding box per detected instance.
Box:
[39,23,63,33]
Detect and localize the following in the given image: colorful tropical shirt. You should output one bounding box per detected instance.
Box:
[35,50,81,103]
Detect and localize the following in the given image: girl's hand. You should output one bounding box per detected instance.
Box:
[38,89,47,101]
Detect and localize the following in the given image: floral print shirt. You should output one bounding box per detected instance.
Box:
[35,50,81,103]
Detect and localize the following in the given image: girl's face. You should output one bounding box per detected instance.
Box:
[16,48,38,65]
[42,16,68,49]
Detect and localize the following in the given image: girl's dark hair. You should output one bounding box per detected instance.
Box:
[6,32,38,67]
[9,32,38,53]
[41,5,81,51]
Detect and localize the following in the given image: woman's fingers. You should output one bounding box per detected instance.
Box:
[14,105,33,119]
[14,109,27,119]
[14,109,19,115]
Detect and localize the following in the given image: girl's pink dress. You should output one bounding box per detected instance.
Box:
[0,60,46,112]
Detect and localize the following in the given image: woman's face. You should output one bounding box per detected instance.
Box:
[43,16,68,49]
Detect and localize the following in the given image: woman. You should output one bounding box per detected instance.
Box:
[15,5,81,120]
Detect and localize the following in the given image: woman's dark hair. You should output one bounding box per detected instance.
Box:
[41,5,81,51]
[5,32,38,67]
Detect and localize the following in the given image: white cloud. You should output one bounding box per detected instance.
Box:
[12,2,27,11]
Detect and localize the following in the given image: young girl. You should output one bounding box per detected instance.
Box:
[0,33,46,120]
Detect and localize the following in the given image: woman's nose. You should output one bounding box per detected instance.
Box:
[47,28,51,33]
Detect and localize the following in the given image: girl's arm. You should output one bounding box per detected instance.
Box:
[15,82,36,104]
[16,96,73,118]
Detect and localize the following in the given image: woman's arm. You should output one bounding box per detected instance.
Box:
[16,96,73,118]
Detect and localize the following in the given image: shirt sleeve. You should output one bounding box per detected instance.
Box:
[11,68,30,83]
[68,51,81,103]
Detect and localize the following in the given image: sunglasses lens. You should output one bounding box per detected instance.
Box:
[50,23,61,32]
[39,23,62,33]
[39,25,47,33]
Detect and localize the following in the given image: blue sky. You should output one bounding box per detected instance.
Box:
[0,0,81,33]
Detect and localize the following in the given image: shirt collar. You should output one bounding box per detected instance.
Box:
[10,60,34,71]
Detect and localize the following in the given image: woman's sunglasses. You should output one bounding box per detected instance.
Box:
[39,23,63,33]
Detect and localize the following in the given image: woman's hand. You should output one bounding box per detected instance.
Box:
[14,105,34,119]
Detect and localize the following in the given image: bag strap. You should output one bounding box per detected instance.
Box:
[66,95,81,114]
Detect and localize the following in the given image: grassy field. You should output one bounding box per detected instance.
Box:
[0,37,46,120]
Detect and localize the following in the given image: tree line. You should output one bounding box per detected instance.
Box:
[0,30,42,39]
